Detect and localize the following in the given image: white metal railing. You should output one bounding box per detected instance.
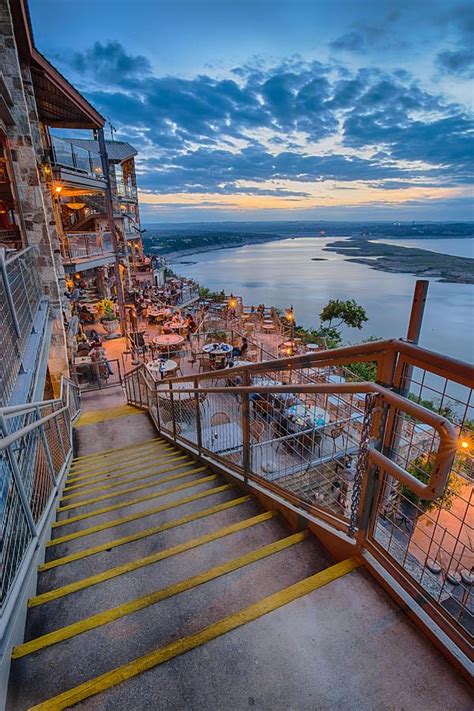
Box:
[0,378,80,619]
[0,247,44,407]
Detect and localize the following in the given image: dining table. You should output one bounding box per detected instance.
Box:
[202,342,233,356]
[147,359,178,379]
[152,334,185,348]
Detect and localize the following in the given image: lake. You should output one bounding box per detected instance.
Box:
[172,236,474,365]
[371,237,474,259]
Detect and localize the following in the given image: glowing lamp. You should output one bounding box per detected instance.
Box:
[54,184,63,194]
[460,440,469,449]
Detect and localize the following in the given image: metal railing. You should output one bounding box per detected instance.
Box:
[64,232,113,262]
[70,357,122,391]
[0,378,80,615]
[116,181,137,200]
[0,247,44,407]
[123,338,473,658]
[50,136,103,180]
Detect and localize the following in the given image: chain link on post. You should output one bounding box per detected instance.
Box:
[349,392,379,535]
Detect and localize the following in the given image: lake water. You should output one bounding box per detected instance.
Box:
[173,236,474,364]
[371,237,474,259]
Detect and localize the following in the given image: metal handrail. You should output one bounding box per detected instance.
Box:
[144,381,456,500]
[0,378,80,612]
[122,339,472,657]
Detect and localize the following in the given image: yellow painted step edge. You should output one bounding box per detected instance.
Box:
[50,472,215,531]
[62,458,192,500]
[46,483,234,550]
[14,527,302,659]
[60,454,191,501]
[30,496,254,607]
[71,437,162,462]
[58,467,201,513]
[68,446,176,480]
[75,405,144,428]
[28,557,360,710]
[70,440,171,470]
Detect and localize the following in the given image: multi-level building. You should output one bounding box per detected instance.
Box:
[0,0,147,408]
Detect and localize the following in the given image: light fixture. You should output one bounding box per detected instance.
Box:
[460,440,469,449]
[65,202,86,210]
[53,184,63,194]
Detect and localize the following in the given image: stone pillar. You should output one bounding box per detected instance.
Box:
[1,0,69,394]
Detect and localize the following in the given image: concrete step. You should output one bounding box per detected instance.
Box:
[9,535,332,707]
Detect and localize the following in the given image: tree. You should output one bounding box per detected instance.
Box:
[319,299,368,331]
[405,452,465,513]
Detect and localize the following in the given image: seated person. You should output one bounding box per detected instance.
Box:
[240,337,249,357]
[89,342,113,375]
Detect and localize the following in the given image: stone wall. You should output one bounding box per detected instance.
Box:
[1,0,69,394]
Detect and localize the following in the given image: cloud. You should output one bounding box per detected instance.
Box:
[435,4,474,77]
[70,41,152,83]
[437,48,474,77]
[330,32,367,53]
[51,42,473,206]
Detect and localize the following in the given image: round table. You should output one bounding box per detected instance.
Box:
[262,324,274,331]
[167,320,187,332]
[306,343,320,351]
[152,334,185,355]
[147,359,177,379]
[202,343,232,356]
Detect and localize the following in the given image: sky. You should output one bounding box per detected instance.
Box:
[30,0,474,223]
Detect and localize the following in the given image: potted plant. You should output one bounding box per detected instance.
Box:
[96,298,119,335]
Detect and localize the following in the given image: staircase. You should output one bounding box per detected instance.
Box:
[6,397,471,710]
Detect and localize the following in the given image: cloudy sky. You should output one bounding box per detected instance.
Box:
[30,0,473,222]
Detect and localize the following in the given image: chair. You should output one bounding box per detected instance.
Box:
[198,355,213,373]
[250,420,265,443]
[172,354,183,376]
[211,412,231,426]
[328,426,344,454]
[187,348,197,368]
[253,398,273,420]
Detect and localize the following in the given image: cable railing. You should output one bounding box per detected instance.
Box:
[0,378,80,618]
[0,247,44,407]
[124,338,473,658]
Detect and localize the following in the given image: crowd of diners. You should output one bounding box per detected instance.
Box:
[65,264,326,390]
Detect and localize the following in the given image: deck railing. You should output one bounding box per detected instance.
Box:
[124,338,473,660]
[50,136,103,180]
[0,379,80,620]
[64,232,113,262]
[0,247,44,407]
